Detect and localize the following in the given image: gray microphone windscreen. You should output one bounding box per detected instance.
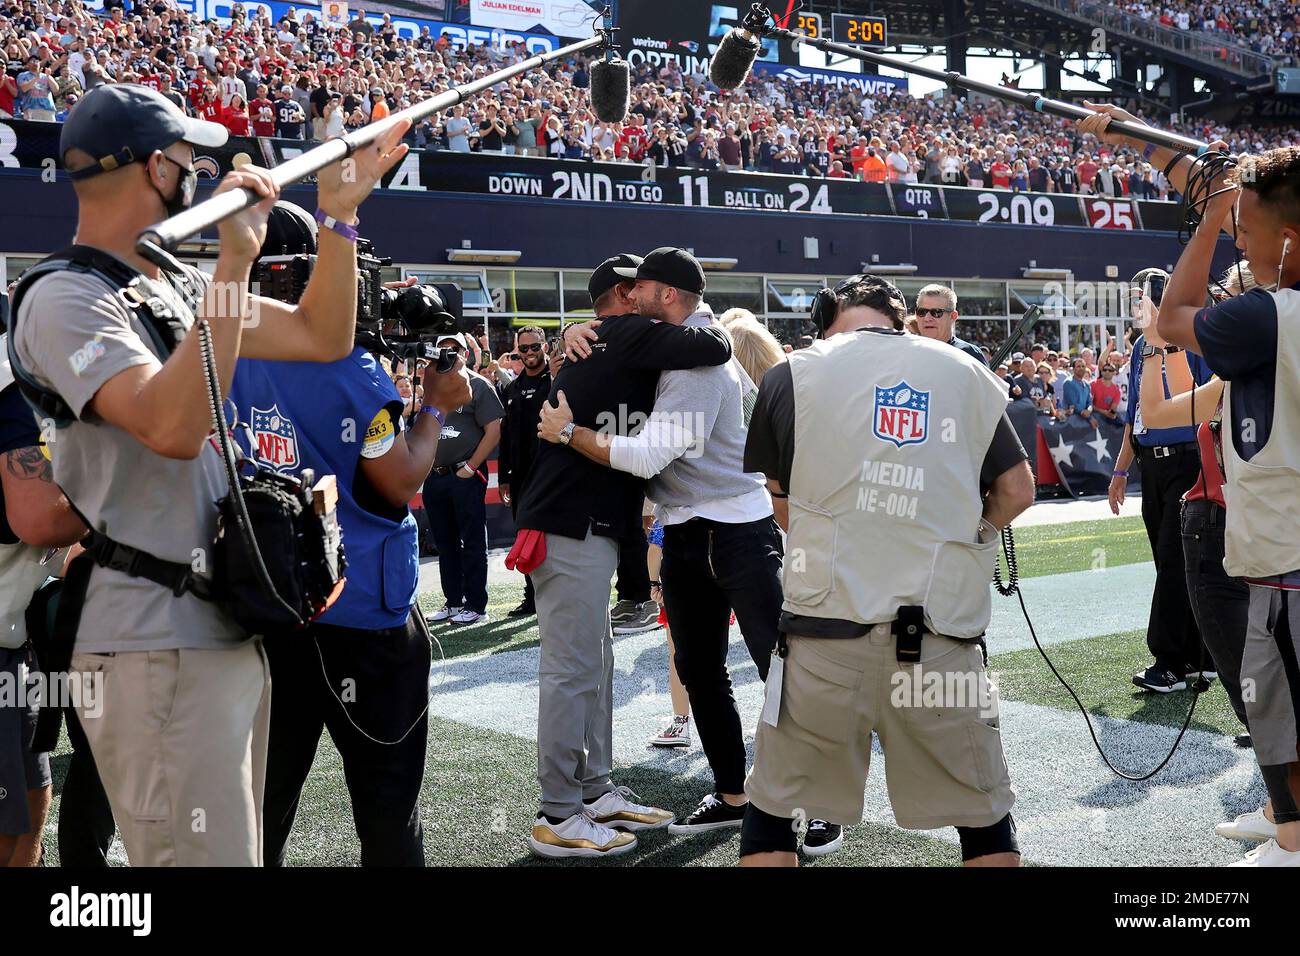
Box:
[710,29,761,90]
[590,58,631,123]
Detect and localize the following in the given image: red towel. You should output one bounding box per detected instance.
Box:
[505,529,547,574]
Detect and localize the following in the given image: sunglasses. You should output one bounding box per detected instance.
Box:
[517,342,543,353]
[914,307,952,319]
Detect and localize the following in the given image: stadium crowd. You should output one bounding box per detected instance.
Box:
[1114,0,1300,62]
[2,0,1298,199]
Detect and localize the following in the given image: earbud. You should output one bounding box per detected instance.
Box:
[1284,237,1293,258]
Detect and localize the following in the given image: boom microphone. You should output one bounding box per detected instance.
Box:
[590,57,631,123]
[710,27,762,90]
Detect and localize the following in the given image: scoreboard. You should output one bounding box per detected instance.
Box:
[831,13,889,48]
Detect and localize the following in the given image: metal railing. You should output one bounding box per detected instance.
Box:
[1013,0,1283,78]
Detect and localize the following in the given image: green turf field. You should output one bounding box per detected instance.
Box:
[41,513,1257,867]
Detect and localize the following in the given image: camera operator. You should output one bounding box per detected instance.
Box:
[9,84,409,866]
[1154,146,1300,867]
[497,326,551,618]
[738,276,1034,867]
[0,331,87,866]
[230,205,473,866]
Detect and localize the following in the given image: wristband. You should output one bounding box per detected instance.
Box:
[315,207,360,242]
[1113,469,1128,479]
[420,405,446,426]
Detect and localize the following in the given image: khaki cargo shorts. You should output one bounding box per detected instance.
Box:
[746,623,1014,830]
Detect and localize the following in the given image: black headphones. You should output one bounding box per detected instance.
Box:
[810,274,909,335]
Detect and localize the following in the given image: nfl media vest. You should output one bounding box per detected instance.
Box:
[229,348,419,630]
[1221,288,1300,578]
[784,332,1008,639]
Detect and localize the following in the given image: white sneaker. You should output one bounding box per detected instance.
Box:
[584,785,675,831]
[450,609,489,625]
[1215,808,1277,843]
[529,812,638,859]
[650,715,691,748]
[1228,838,1300,867]
[426,605,462,623]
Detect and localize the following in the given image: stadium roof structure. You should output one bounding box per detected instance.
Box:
[796,0,1279,110]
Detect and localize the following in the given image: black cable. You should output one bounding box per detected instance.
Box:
[996,529,1207,781]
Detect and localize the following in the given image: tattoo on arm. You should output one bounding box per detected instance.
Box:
[5,446,53,483]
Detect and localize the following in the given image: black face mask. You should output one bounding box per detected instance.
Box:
[154,153,197,218]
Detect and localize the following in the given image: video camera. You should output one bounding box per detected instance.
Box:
[252,202,474,373]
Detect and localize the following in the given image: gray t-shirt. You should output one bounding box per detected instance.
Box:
[434,372,503,468]
[14,259,246,653]
[446,115,472,152]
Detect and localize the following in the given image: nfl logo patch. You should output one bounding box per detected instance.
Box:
[250,405,300,472]
[873,381,930,448]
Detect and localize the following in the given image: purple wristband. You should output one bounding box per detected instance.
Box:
[421,405,446,426]
[315,208,360,242]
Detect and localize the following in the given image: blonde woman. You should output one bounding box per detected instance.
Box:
[724,315,785,396]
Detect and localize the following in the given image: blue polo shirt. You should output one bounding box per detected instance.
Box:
[1127,334,1213,447]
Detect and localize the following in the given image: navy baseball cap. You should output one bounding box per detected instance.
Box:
[60,84,228,182]
[588,253,644,304]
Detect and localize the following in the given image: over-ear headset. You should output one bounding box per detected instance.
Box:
[810,274,909,334]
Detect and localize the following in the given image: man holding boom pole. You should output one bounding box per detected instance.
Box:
[7,84,410,867]
[1082,103,1300,867]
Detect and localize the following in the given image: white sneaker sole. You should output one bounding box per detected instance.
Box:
[613,619,662,635]
[650,738,691,748]
[528,834,639,859]
[1215,822,1277,842]
[667,817,744,835]
[802,831,845,857]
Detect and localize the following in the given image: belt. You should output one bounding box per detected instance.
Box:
[1139,441,1198,459]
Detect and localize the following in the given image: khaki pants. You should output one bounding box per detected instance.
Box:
[746,624,1014,830]
[70,642,271,866]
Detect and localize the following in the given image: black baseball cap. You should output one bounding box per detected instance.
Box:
[588,253,644,304]
[614,246,706,296]
[60,84,228,182]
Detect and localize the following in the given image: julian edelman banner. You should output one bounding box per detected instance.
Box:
[0,120,1178,232]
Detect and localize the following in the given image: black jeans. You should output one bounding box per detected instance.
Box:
[262,610,431,867]
[1181,499,1250,728]
[661,516,784,795]
[56,708,116,867]
[1139,448,1206,673]
[616,531,650,604]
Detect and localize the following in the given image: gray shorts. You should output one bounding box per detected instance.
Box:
[0,644,52,835]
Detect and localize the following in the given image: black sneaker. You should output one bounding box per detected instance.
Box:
[667,793,747,834]
[801,819,844,857]
[508,600,536,618]
[1132,665,1187,693]
[1234,733,1253,749]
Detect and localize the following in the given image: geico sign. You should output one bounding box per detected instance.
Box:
[438,25,559,53]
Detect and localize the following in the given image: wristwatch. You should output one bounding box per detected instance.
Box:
[558,421,576,446]
[1141,343,1165,358]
